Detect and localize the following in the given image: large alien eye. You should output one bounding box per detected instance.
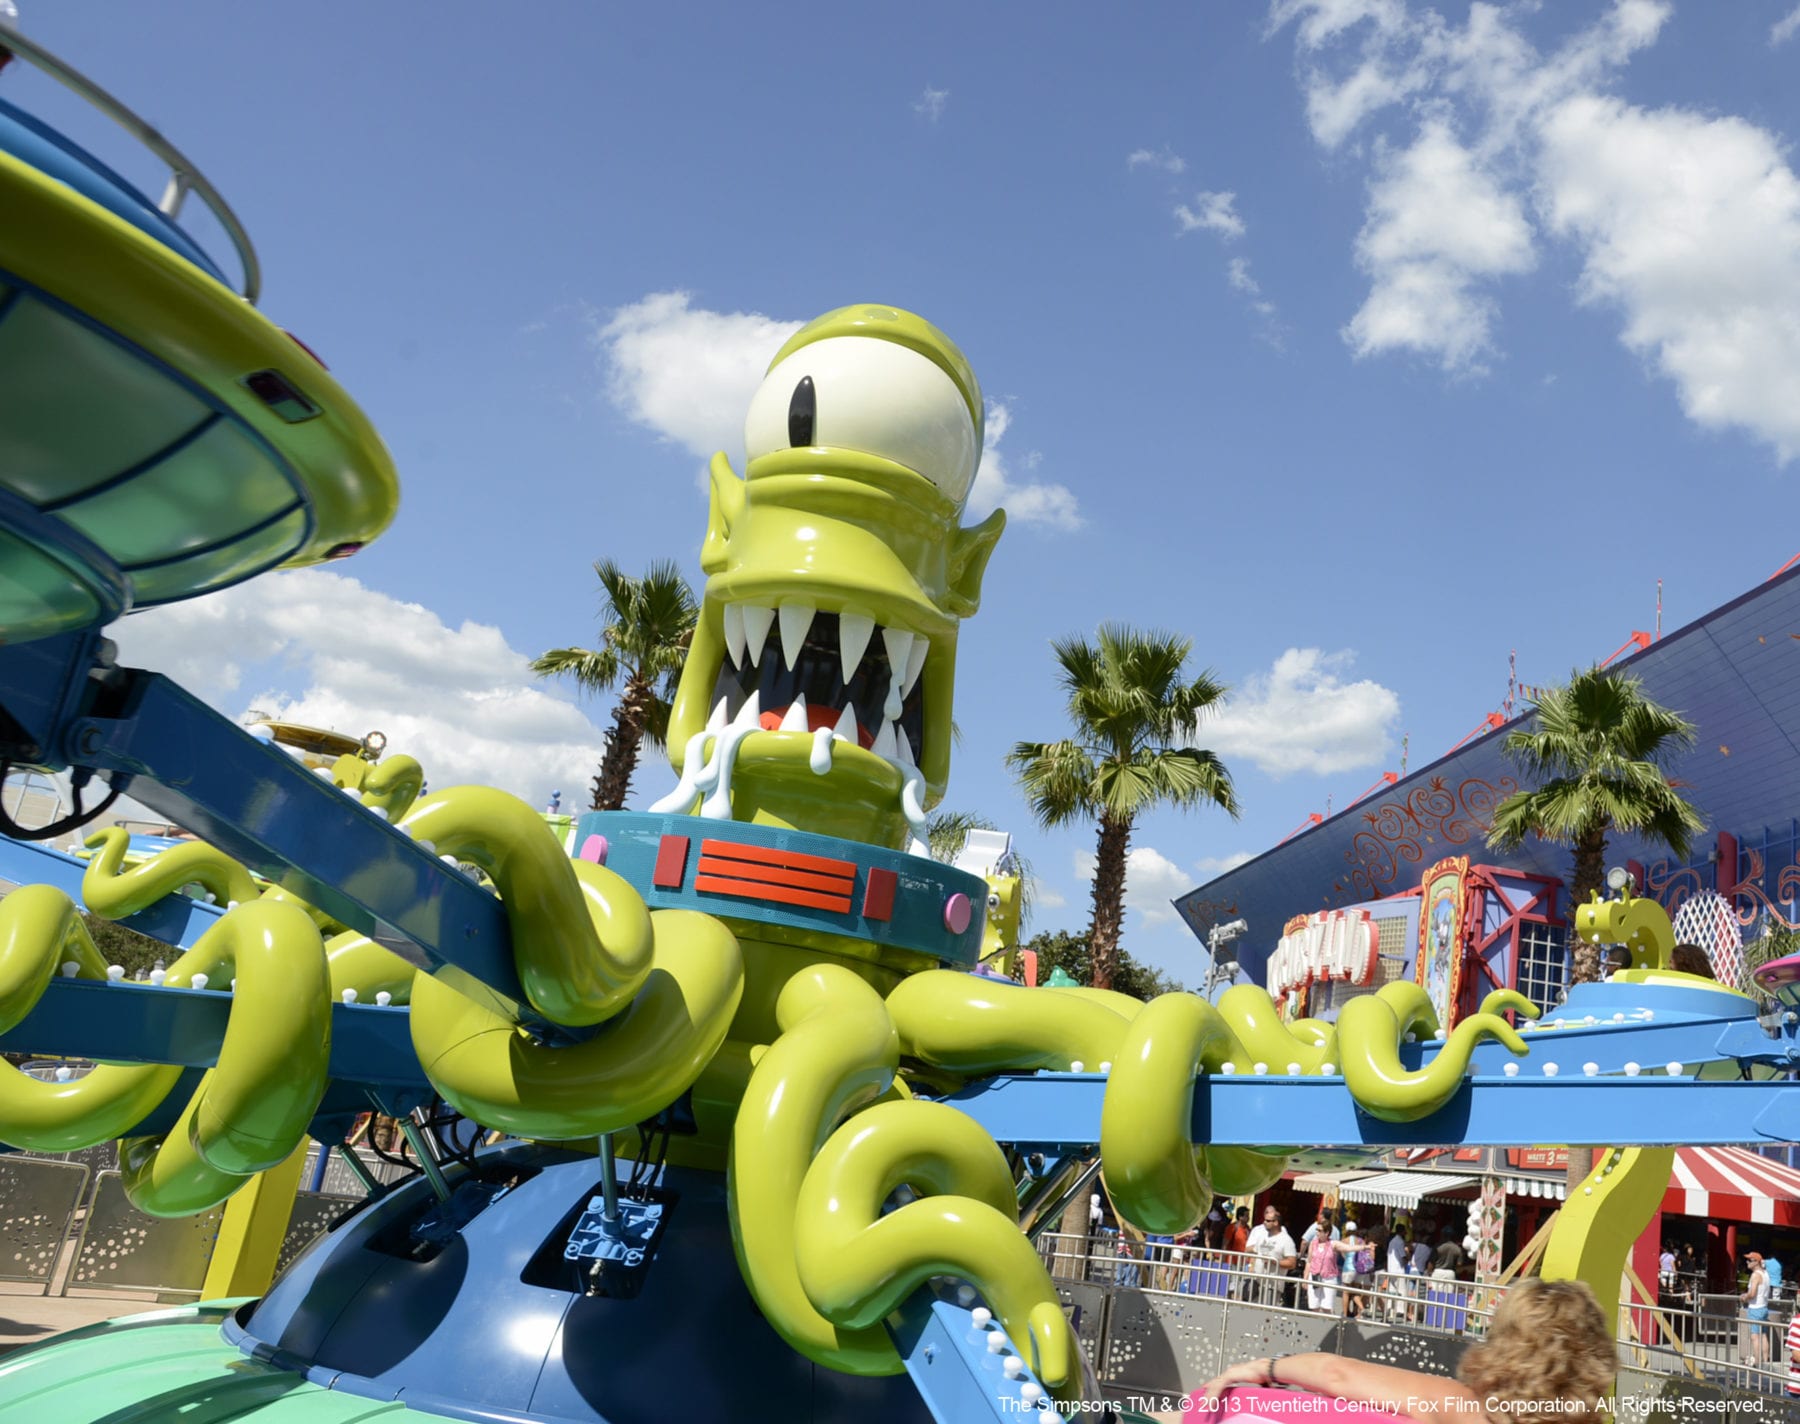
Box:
[743,337,979,501]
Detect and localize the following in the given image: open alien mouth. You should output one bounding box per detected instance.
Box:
[651,603,933,838]
[710,603,926,766]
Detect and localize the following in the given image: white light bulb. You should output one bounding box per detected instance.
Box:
[1253,1062,1268,1076]
[986,1330,1007,1354]
[970,1307,992,1329]
[376,991,392,1007]
[1221,1061,1237,1075]
[1582,1062,1599,1077]
[1624,1062,1641,1077]
[1542,1062,1559,1077]
[341,988,358,1004]
[1665,1062,1682,1076]
[190,973,209,991]
[1069,1060,1084,1073]
[1503,1062,1520,1077]
[1286,1063,1301,1076]
[1004,1356,1025,1378]
[106,966,124,981]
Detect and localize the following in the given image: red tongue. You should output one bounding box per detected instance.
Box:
[759,704,873,749]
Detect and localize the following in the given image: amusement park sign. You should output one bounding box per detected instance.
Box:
[1267,908,1380,1004]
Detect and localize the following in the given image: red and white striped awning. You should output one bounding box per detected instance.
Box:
[1664,1147,1800,1226]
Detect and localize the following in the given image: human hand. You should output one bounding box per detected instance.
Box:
[1192,1358,1271,1410]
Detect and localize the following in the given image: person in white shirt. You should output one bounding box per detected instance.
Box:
[1244,1205,1298,1307]
[1385,1224,1412,1321]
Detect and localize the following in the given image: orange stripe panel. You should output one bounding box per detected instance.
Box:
[696,856,852,896]
[699,838,855,880]
[693,873,853,915]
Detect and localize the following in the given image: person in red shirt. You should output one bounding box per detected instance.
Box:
[1224,1206,1250,1258]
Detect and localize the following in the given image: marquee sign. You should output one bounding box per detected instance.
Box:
[1267,907,1380,1004]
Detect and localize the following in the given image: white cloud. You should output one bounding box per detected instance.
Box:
[1343,118,1535,371]
[594,291,800,461]
[106,570,610,809]
[1074,844,1195,927]
[915,86,950,122]
[1264,0,1800,453]
[1175,190,1246,239]
[968,401,1083,531]
[1535,95,1800,462]
[1194,851,1256,877]
[1203,647,1400,777]
[1227,257,1280,325]
[1128,146,1187,174]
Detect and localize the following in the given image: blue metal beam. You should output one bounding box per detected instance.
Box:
[0,833,223,947]
[889,1291,1056,1424]
[0,633,526,1018]
[940,1072,1800,1152]
[0,976,428,1089]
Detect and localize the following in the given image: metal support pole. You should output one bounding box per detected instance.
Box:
[399,1114,452,1203]
[1025,1157,1105,1243]
[598,1132,620,1226]
[335,1143,381,1196]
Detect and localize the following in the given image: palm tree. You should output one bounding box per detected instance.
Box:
[1487,665,1703,986]
[532,559,698,811]
[1007,625,1238,991]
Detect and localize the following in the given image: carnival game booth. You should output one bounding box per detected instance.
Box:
[1265,859,1566,1032]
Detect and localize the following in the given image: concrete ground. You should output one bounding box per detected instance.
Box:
[0,1281,165,1357]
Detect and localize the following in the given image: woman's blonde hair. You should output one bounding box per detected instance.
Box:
[1457,1278,1616,1418]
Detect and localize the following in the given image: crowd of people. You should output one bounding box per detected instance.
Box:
[1096,1201,1479,1320]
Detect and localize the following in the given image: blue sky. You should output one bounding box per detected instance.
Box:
[21,1,1800,985]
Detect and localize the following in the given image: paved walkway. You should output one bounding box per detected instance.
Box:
[0,1281,162,1358]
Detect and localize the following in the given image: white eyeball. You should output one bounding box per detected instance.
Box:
[743,337,979,501]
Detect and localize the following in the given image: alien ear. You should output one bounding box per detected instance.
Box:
[702,452,745,575]
[945,509,1005,618]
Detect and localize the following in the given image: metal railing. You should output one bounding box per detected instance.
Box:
[1,27,260,299]
[1040,1232,1800,1400]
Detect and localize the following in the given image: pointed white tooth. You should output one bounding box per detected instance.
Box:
[893,729,917,767]
[882,626,915,680]
[871,718,898,760]
[732,689,762,729]
[707,697,729,732]
[722,603,746,668]
[902,636,929,697]
[833,701,862,744]
[780,695,810,732]
[839,608,876,683]
[882,627,913,719]
[778,601,815,670]
[741,604,775,665]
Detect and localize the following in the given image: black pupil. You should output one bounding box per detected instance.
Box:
[787,376,816,447]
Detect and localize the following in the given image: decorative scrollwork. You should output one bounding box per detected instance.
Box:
[1339,776,1519,900]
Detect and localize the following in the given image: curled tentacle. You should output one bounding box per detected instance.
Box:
[331,751,423,822]
[1339,983,1528,1123]
[730,965,901,1376]
[1216,984,1333,1074]
[886,969,1130,1073]
[1101,993,1237,1233]
[1479,988,1540,1021]
[120,900,332,1215]
[325,931,417,1004]
[80,827,260,917]
[795,1099,1077,1391]
[398,788,652,1027]
[412,904,742,1138]
[0,887,331,1214]
[0,886,182,1151]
